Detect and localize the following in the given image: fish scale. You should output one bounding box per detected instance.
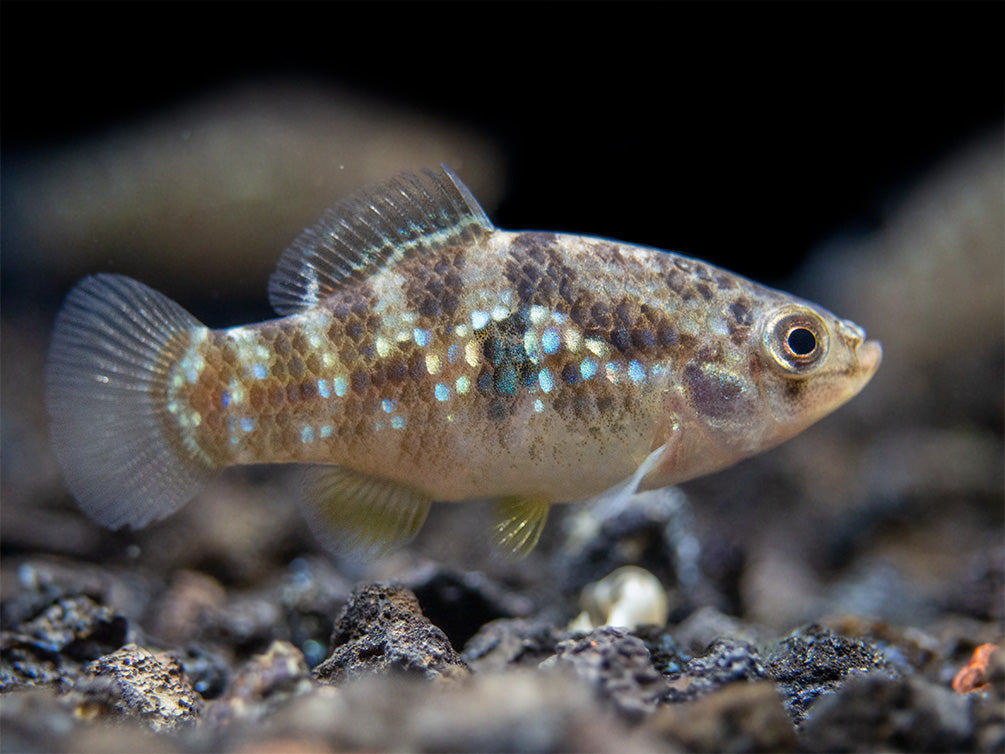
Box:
[45,166,881,556]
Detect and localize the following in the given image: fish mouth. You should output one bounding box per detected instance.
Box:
[858,339,883,376]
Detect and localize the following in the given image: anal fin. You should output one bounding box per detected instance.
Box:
[300,466,431,557]
[493,497,552,557]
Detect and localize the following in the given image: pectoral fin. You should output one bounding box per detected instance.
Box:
[492,497,552,557]
[300,466,431,557]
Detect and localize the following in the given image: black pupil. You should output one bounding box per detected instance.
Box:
[787,327,817,356]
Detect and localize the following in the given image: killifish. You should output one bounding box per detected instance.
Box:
[45,166,881,556]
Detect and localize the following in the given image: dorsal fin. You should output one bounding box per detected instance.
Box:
[268,165,494,315]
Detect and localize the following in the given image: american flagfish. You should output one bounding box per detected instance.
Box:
[45,167,882,556]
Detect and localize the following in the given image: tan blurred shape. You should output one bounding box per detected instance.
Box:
[11,80,503,294]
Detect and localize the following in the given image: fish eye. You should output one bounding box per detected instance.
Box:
[762,306,829,376]
[787,327,816,355]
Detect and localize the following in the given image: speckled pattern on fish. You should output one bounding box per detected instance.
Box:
[45,167,881,556]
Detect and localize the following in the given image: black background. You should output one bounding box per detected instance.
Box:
[3,1,1002,286]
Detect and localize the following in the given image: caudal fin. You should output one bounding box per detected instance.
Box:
[45,274,216,529]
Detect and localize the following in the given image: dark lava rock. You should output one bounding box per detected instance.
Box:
[205,640,313,726]
[798,673,974,752]
[766,624,897,723]
[635,625,691,676]
[461,618,567,673]
[172,643,231,699]
[666,637,767,702]
[313,583,468,684]
[70,643,201,731]
[645,680,797,753]
[1,594,128,692]
[541,626,668,718]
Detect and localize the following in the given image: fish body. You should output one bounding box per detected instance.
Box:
[46,167,881,555]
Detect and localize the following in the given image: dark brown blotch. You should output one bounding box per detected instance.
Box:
[729,300,753,326]
[407,353,426,381]
[344,320,364,341]
[274,332,291,356]
[685,361,749,419]
[386,358,408,383]
[249,384,266,412]
[665,269,695,301]
[561,363,580,384]
[784,379,804,400]
[610,328,632,353]
[631,328,657,350]
[512,232,557,264]
[658,326,679,348]
[614,301,634,326]
[570,302,590,327]
[678,332,699,351]
[403,247,466,323]
[487,398,510,423]
[350,368,369,394]
[591,302,612,328]
[507,233,577,309]
[715,273,736,290]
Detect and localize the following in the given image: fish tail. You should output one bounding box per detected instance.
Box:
[45,274,216,529]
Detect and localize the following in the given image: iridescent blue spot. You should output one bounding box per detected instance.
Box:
[413,328,430,347]
[317,379,331,398]
[390,416,406,430]
[240,417,255,432]
[542,328,560,354]
[382,399,395,413]
[477,371,493,393]
[447,344,460,363]
[220,391,230,407]
[534,399,544,413]
[434,383,450,401]
[628,360,646,383]
[580,358,597,380]
[538,368,554,393]
[333,376,347,397]
[495,362,517,395]
[320,425,333,438]
[301,426,315,443]
[252,363,267,380]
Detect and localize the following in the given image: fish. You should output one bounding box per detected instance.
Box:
[45,166,882,556]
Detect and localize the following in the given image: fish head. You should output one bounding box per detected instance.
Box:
[752,301,882,441]
[641,299,882,489]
